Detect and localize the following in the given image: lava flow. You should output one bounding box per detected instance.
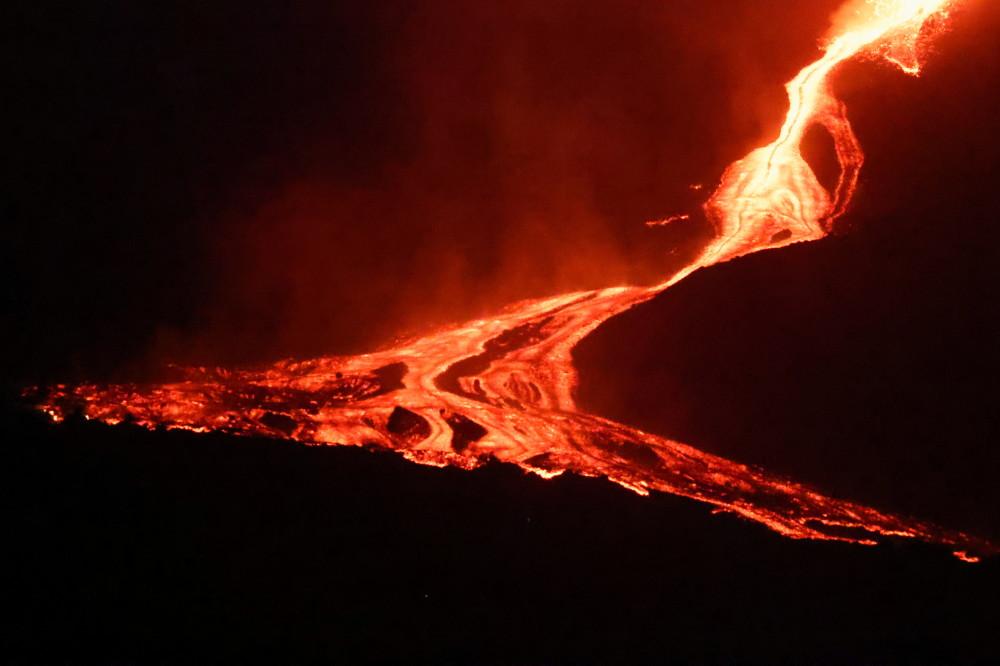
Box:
[33,0,995,561]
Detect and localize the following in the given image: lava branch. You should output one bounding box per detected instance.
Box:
[31,0,993,561]
[34,282,997,561]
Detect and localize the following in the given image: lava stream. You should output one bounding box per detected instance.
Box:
[33,0,994,560]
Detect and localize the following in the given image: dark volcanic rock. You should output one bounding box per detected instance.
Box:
[2,403,999,664]
[386,406,432,444]
[445,412,489,453]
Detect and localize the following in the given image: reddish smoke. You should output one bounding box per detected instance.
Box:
[159,1,852,370]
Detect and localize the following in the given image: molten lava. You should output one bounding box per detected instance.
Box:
[33,0,994,560]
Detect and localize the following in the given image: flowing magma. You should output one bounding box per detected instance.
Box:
[34,0,995,561]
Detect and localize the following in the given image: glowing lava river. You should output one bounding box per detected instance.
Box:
[31,0,997,561]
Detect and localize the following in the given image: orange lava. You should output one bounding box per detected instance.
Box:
[33,0,993,560]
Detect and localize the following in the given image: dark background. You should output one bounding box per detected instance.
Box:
[4,0,1000,662]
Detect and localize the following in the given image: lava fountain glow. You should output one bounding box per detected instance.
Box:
[32,0,995,561]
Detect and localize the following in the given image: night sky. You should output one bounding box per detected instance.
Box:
[4,1,1000,662]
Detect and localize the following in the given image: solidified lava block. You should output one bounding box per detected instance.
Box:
[591,436,661,469]
[259,411,298,436]
[371,362,408,393]
[446,413,488,453]
[386,406,432,444]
